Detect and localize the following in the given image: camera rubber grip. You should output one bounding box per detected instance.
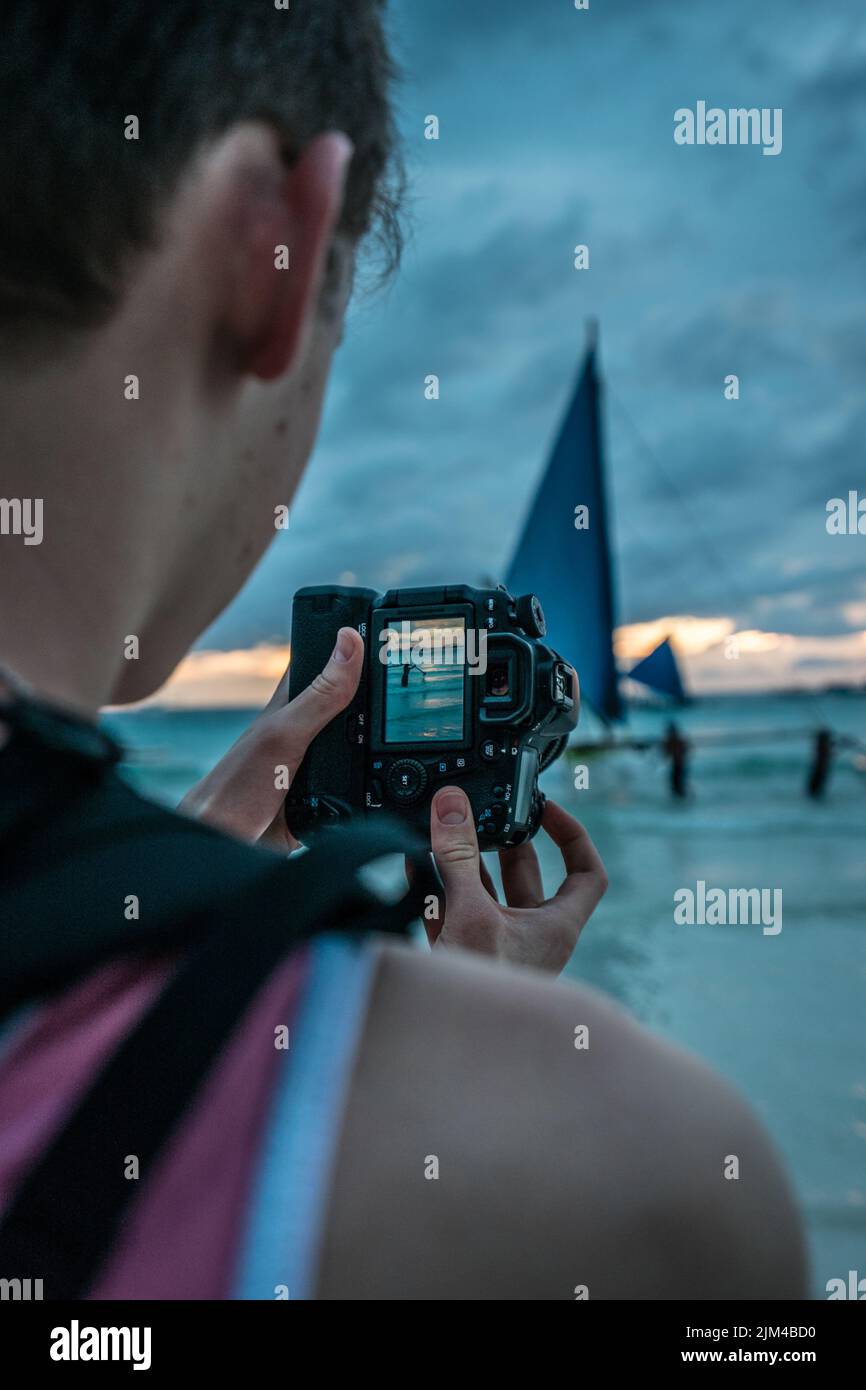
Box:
[285,586,375,832]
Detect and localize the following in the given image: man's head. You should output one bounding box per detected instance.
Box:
[0,1,401,704]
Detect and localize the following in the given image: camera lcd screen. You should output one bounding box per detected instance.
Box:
[383,616,466,744]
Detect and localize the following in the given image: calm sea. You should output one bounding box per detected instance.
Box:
[105,690,866,1299]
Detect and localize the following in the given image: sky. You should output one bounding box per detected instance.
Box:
[158,0,866,705]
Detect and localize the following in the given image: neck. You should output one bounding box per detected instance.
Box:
[0,347,179,715]
[0,556,135,717]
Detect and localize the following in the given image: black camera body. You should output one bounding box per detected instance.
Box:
[284,583,579,847]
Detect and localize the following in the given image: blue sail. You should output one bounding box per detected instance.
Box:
[506,340,622,721]
[629,638,686,703]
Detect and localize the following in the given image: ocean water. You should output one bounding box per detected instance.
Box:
[104,691,866,1299]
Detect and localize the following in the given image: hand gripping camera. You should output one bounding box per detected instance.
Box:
[285,583,579,847]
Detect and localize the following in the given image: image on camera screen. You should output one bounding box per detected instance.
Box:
[383,616,466,743]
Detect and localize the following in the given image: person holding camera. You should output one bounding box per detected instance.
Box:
[0,1,804,1300]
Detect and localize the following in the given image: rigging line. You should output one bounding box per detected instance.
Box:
[609,388,758,610]
[606,425,710,603]
[592,410,727,635]
[607,387,838,729]
[612,505,730,617]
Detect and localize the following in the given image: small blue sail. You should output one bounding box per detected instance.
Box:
[506,337,622,722]
[629,638,686,703]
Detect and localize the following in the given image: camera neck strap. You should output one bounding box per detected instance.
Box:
[0,810,439,1300]
[0,680,440,1298]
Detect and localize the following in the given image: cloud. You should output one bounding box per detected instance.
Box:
[144,624,866,707]
[201,0,866,696]
[125,646,290,710]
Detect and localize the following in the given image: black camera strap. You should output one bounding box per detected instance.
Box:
[0,685,440,1299]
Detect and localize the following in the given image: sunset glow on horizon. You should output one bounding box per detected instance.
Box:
[126,620,866,712]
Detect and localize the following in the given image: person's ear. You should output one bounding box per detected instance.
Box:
[231,130,354,382]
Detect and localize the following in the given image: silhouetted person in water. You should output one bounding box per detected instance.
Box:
[662,721,689,799]
[807,728,834,799]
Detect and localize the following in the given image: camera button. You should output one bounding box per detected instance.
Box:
[551,662,575,708]
[492,785,505,798]
[480,739,502,763]
[386,758,428,804]
[430,756,466,777]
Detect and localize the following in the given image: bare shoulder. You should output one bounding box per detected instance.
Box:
[315,939,807,1300]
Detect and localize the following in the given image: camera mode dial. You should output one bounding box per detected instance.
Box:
[515,592,546,637]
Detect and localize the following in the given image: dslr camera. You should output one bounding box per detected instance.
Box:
[285,583,579,847]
